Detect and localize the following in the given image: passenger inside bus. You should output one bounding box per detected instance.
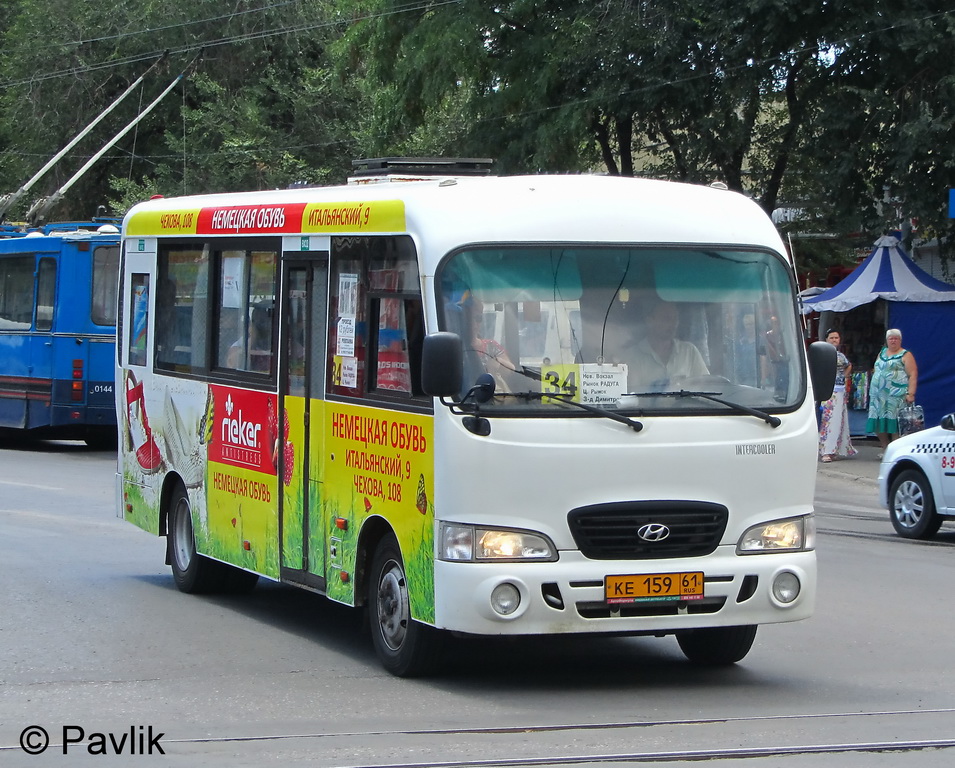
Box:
[760,313,789,400]
[227,302,273,373]
[458,291,519,390]
[155,276,184,367]
[734,312,759,387]
[623,298,709,392]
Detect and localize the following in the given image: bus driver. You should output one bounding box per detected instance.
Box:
[625,298,708,392]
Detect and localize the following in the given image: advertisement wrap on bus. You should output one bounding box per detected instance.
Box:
[116,162,835,676]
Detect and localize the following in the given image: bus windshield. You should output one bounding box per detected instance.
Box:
[437,245,803,414]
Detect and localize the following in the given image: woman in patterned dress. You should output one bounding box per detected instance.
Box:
[866,328,918,455]
[818,330,857,462]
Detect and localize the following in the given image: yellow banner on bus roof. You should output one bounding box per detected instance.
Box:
[301,200,405,233]
[125,208,203,236]
[125,199,406,237]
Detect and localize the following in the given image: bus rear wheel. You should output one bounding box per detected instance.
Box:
[167,482,258,594]
[676,625,757,665]
[368,534,443,677]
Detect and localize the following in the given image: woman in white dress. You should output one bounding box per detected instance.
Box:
[818,329,857,462]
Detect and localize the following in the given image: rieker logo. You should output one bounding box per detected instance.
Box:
[221,393,262,449]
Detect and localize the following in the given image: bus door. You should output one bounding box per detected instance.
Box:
[280,256,329,590]
[31,256,58,429]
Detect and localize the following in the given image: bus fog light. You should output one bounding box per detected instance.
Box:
[490,583,521,616]
[772,571,800,603]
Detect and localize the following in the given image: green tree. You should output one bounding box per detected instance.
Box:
[0,0,362,221]
[338,0,955,253]
[806,5,955,246]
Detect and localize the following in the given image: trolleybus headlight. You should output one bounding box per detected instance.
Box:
[439,524,556,562]
[737,515,815,554]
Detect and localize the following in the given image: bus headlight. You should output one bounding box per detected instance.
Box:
[439,524,556,562]
[737,515,815,554]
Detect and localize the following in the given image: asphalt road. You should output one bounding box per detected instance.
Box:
[1,437,954,767]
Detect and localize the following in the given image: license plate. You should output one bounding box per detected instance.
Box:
[605,572,705,604]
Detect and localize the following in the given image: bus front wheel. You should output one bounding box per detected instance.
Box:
[676,625,757,665]
[368,535,443,677]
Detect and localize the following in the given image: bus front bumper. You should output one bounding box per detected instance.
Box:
[432,547,815,636]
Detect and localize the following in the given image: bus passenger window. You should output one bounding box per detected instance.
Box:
[216,248,277,376]
[156,247,209,373]
[328,234,424,401]
[373,298,423,395]
[225,302,274,374]
[129,274,150,367]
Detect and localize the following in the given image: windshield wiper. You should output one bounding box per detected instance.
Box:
[504,391,643,432]
[632,390,781,428]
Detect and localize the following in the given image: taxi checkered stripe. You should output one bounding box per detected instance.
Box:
[910,442,955,454]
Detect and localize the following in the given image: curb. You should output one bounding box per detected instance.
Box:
[816,466,879,487]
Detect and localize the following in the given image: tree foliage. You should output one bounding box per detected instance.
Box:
[339,0,955,254]
[0,0,952,263]
[0,0,360,220]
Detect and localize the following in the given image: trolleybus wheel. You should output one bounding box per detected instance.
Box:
[676,625,757,665]
[368,534,443,677]
[889,469,942,539]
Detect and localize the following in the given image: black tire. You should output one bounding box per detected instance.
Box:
[889,468,942,539]
[368,534,443,677]
[167,482,224,593]
[676,625,757,665]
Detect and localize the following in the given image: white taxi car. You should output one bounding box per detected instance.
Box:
[879,413,955,539]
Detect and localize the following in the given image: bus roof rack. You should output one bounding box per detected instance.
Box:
[350,157,495,178]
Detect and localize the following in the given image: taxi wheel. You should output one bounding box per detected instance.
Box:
[889,469,942,539]
[677,625,757,665]
[368,534,444,677]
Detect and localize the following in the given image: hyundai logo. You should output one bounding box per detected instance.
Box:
[637,523,671,542]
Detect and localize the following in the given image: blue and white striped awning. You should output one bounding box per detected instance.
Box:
[801,235,955,313]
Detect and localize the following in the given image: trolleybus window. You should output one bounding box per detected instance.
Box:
[0,255,34,330]
[36,258,56,331]
[91,245,120,326]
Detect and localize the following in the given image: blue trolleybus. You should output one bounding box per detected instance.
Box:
[0,221,120,446]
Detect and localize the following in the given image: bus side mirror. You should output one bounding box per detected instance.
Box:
[807,341,836,402]
[422,332,463,397]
